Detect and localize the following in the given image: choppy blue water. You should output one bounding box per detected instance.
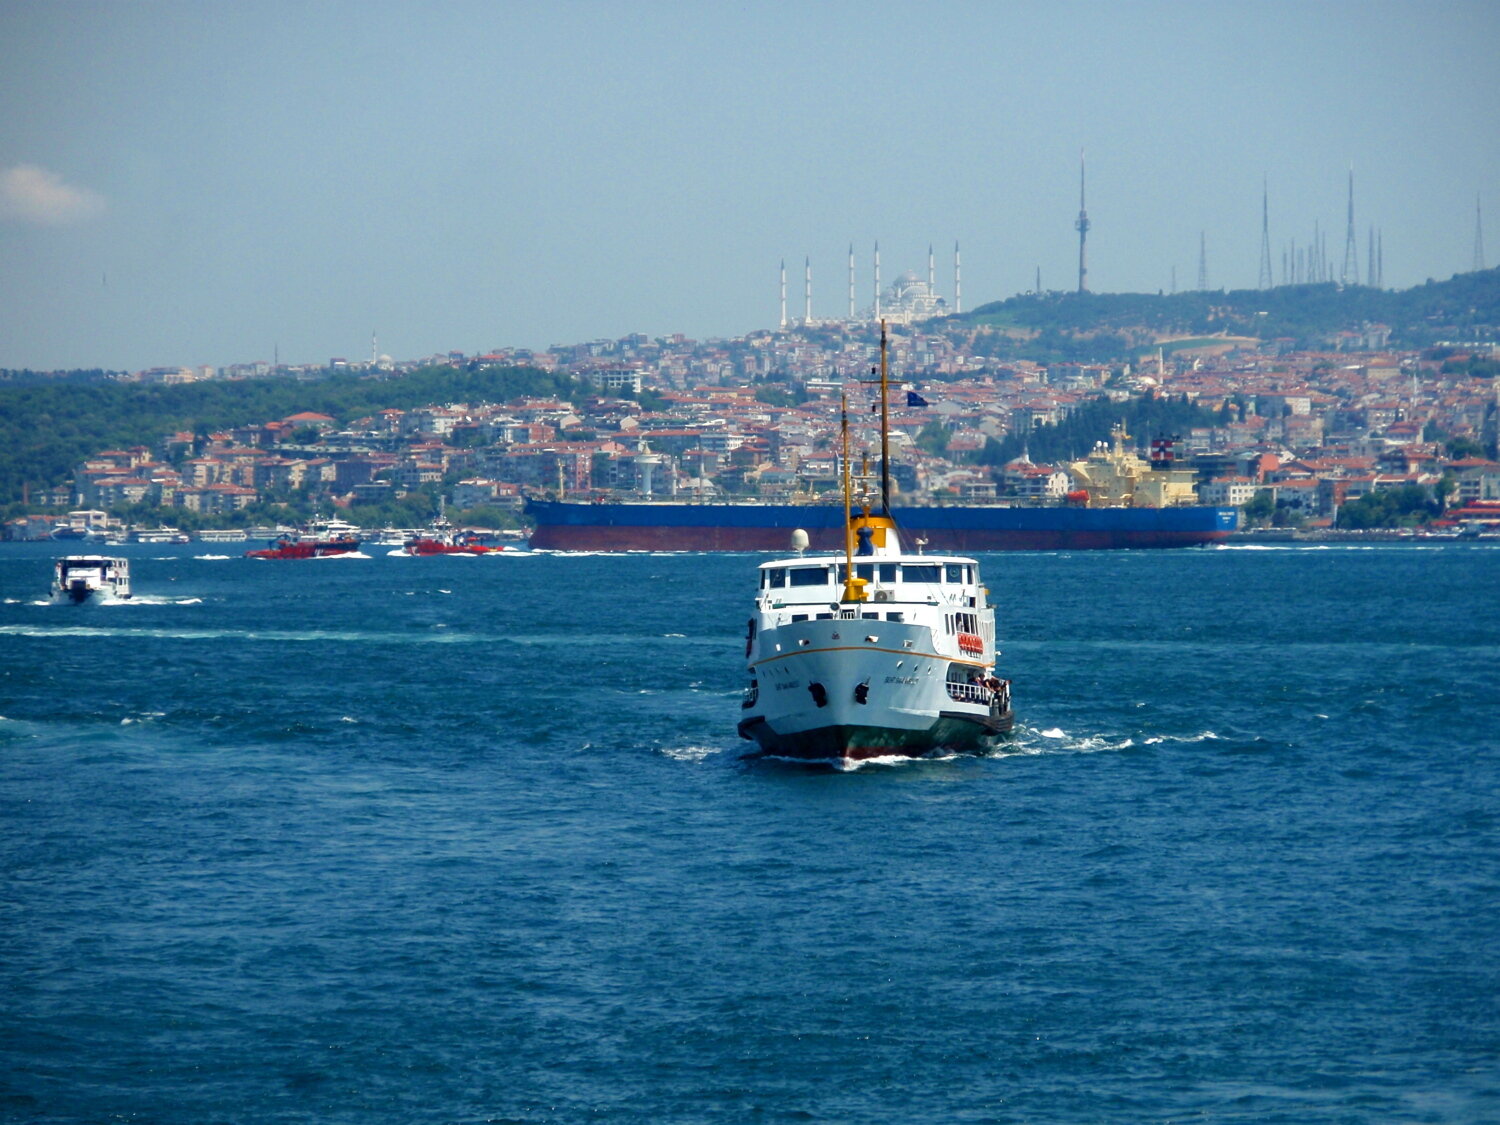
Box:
[2,541,1497,1123]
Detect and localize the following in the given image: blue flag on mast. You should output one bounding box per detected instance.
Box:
[906,391,929,407]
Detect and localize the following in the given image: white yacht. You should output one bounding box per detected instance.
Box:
[51,556,132,604]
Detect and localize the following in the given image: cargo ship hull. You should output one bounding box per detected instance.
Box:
[526,499,1237,551]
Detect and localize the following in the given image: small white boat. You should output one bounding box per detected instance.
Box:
[50,510,111,542]
[51,556,132,604]
[128,527,190,544]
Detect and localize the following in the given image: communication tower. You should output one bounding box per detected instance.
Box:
[1074,150,1090,293]
[1341,168,1358,285]
[1258,177,1273,289]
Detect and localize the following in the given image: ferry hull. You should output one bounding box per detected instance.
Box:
[527,500,1236,552]
[738,711,1012,764]
[739,615,1012,766]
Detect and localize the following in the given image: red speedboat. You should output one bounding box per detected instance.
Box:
[401,527,505,556]
[246,534,362,559]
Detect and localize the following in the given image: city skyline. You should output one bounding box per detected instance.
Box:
[2,0,1498,372]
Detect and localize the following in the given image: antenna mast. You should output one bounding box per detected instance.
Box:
[1258,177,1273,289]
[879,320,891,516]
[1341,167,1358,285]
[1075,150,1090,293]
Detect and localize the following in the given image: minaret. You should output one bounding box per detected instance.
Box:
[954,241,962,314]
[1075,150,1090,293]
[1197,231,1208,291]
[848,243,855,320]
[804,256,812,324]
[1035,265,1041,295]
[1258,177,1273,290]
[371,332,378,366]
[779,259,786,330]
[927,244,935,293]
[873,241,881,321]
[1341,167,1358,285]
[1475,195,1486,272]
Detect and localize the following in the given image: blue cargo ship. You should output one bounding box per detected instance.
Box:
[525,498,1237,551]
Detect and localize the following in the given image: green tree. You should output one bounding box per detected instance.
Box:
[915,420,950,456]
[1241,490,1275,526]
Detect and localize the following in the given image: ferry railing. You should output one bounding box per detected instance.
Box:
[944,681,990,705]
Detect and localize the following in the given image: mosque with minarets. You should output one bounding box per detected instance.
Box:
[779,242,961,329]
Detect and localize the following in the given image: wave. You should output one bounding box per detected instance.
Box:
[119,711,166,725]
[192,554,232,561]
[997,724,1223,758]
[657,744,728,763]
[100,595,203,606]
[0,623,488,644]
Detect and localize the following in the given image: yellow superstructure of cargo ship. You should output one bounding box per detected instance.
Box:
[1067,423,1199,508]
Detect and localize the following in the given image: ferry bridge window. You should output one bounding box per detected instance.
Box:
[902,564,941,583]
[764,568,787,588]
[788,566,831,587]
[880,563,897,583]
[945,563,964,583]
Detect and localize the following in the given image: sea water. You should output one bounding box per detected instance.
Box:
[1,541,1497,1123]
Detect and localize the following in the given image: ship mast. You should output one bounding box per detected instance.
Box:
[878,319,891,517]
[839,390,860,603]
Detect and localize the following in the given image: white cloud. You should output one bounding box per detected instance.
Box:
[0,164,106,225]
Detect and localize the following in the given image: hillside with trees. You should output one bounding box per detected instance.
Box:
[961,267,1500,354]
[0,363,584,506]
[977,392,1226,467]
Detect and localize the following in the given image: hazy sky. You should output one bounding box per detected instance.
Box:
[2,0,1497,371]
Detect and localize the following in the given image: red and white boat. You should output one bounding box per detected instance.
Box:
[246,520,363,559]
[400,522,506,556]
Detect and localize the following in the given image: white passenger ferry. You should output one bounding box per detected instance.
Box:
[737,324,1012,766]
[51,556,133,604]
